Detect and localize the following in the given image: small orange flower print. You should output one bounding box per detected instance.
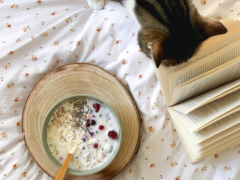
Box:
[70,29,75,32]
[16,121,20,127]
[159,90,163,95]
[201,166,207,171]
[173,129,177,133]
[50,11,57,16]
[147,126,154,132]
[6,23,11,29]
[116,40,121,44]
[0,149,5,154]
[201,0,206,5]
[65,17,72,23]
[215,15,221,20]
[224,166,231,171]
[150,163,155,168]
[138,74,143,80]
[214,154,219,159]
[36,0,43,4]
[0,0,4,3]
[76,41,81,46]
[174,176,180,180]
[151,103,157,109]
[3,63,11,69]
[104,17,108,20]
[96,27,102,32]
[56,59,63,64]
[8,51,14,55]
[54,41,60,46]
[12,164,17,169]
[167,156,170,160]
[170,141,176,148]
[22,26,30,32]
[110,9,115,11]
[31,55,37,61]
[122,59,127,65]
[23,73,30,77]
[16,38,21,42]
[13,97,19,102]
[89,59,96,64]
[41,32,48,38]
[7,82,15,89]
[21,172,27,177]
[1,132,7,138]
[194,168,198,172]
[139,49,143,52]
[11,4,18,8]
[84,6,89,9]
[171,162,178,167]
[154,115,158,119]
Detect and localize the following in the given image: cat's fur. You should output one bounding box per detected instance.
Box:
[87,0,227,67]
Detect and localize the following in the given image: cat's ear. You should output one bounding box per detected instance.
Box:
[196,12,227,38]
[148,40,165,68]
[139,28,165,67]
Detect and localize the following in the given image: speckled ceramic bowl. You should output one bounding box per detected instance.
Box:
[41,94,122,176]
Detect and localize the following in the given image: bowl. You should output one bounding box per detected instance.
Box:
[41,94,122,176]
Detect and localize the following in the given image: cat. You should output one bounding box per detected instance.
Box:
[86,0,227,67]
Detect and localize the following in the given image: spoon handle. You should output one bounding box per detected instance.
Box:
[54,153,73,180]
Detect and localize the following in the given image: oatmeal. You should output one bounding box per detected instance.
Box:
[47,98,120,170]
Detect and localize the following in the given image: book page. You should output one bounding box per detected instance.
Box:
[170,56,240,105]
[168,108,240,144]
[169,89,240,133]
[172,115,240,163]
[192,130,240,154]
[171,79,240,114]
[169,38,240,97]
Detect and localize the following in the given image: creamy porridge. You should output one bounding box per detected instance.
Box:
[46,98,119,170]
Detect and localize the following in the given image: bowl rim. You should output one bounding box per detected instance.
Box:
[41,94,122,176]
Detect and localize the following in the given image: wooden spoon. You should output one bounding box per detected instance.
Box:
[55,146,77,180]
[54,153,74,180]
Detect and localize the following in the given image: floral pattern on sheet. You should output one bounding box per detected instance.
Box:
[0,0,240,180]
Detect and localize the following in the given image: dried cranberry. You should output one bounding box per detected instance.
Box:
[93,143,98,149]
[93,103,100,113]
[99,125,104,130]
[108,130,118,139]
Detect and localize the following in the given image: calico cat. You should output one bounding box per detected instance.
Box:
[87,0,227,67]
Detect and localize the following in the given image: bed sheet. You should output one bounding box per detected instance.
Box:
[1,0,240,180]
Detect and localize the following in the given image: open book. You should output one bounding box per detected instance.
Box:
[154,18,240,163]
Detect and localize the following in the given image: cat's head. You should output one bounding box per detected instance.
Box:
[137,4,227,67]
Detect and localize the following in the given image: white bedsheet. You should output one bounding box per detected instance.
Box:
[1,0,240,179]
